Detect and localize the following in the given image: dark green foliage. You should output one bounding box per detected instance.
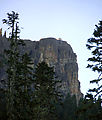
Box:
[3,11,21,120]
[86,21,102,98]
[62,94,77,120]
[10,53,34,120]
[33,61,61,120]
[77,95,102,120]
[0,54,7,68]
[80,20,102,120]
[2,11,34,119]
[56,93,77,120]
[0,89,7,120]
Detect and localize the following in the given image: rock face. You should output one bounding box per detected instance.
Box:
[0,37,83,102]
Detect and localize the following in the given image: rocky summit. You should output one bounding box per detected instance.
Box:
[0,36,83,102]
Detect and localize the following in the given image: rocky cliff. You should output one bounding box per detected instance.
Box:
[0,36,83,102]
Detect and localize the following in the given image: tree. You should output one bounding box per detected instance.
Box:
[16,53,34,119]
[86,21,102,98]
[33,61,61,120]
[56,93,77,120]
[85,20,102,119]
[0,88,7,120]
[3,11,21,120]
[77,95,102,120]
[3,11,35,119]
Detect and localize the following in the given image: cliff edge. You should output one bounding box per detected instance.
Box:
[0,37,83,102]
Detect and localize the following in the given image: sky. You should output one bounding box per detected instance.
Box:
[0,0,102,95]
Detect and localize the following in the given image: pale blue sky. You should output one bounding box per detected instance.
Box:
[0,0,102,95]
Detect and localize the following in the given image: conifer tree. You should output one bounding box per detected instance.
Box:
[86,21,102,99]
[3,11,21,120]
[33,61,61,120]
[17,53,34,119]
[3,11,34,119]
[85,20,102,119]
[56,93,77,120]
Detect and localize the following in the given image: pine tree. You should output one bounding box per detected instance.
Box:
[16,53,34,119]
[33,61,61,120]
[86,21,102,98]
[0,88,7,120]
[85,20,102,119]
[3,11,35,119]
[77,95,102,120]
[3,11,21,120]
[56,93,77,120]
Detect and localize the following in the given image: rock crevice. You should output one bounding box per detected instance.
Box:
[0,37,83,102]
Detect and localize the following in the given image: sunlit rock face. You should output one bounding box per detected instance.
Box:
[0,37,83,102]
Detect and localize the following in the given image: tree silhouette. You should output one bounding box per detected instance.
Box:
[3,11,34,119]
[85,20,102,119]
[33,61,61,120]
[86,21,102,99]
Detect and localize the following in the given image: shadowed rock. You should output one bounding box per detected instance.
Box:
[0,37,83,102]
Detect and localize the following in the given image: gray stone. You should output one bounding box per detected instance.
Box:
[0,37,83,102]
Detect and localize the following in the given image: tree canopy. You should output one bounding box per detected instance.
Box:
[33,61,62,120]
[86,21,102,99]
[2,11,35,120]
